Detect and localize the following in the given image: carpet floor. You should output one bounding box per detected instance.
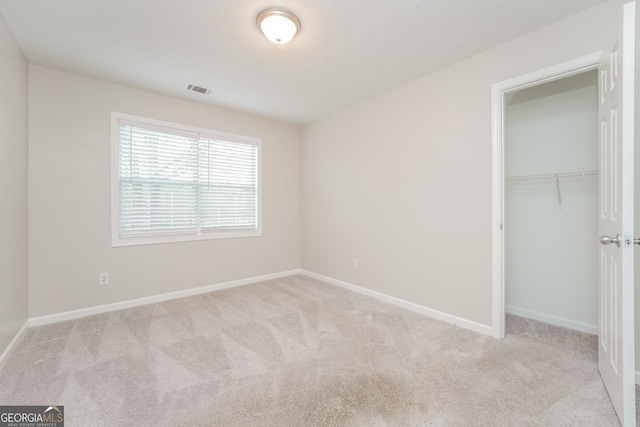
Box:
[0,275,626,426]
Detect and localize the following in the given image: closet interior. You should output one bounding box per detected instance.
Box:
[504,70,599,334]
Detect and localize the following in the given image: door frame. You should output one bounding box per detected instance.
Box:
[491,52,602,339]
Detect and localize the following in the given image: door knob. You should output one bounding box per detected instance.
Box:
[600,234,621,247]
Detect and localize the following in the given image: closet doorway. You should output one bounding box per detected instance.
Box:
[493,6,636,421]
[504,70,599,334]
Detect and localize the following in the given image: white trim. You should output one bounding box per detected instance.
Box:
[0,320,30,368]
[112,229,263,248]
[491,52,602,339]
[301,270,493,337]
[506,305,598,335]
[635,371,640,385]
[30,269,301,327]
[491,80,505,339]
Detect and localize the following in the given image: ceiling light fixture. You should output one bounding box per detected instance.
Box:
[256,8,301,45]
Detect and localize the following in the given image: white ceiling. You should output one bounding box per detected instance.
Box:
[0,0,608,124]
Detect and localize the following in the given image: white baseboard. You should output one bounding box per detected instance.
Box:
[506,305,598,335]
[30,269,302,327]
[300,270,493,337]
[12,271,636,383]
[0,320,29,368]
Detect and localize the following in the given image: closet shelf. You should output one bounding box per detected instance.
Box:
[506,169,598,181]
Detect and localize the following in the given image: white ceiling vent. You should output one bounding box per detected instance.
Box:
[187,84,212,95]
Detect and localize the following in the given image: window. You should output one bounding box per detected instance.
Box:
[111,113,261,246]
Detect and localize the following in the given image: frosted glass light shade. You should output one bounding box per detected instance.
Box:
[257,9,301,45]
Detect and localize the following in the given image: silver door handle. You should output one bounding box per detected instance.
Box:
[600,234,621,247]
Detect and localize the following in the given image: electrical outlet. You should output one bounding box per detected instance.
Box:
[353,259,359,269]
[99,272,109,286]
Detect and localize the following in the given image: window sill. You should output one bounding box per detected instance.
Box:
[111,229,262,247]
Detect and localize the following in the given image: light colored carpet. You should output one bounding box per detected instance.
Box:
[0,275,623,426]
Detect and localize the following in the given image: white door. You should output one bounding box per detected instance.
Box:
[598,2,636,425]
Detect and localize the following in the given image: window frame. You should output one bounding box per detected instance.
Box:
[110,112,262,247]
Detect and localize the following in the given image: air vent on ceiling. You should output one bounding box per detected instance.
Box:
[187,84,212,95]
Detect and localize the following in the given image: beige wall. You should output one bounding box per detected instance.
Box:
[0,11,28,354]
[301,1,623,327]
[28,65,301,317]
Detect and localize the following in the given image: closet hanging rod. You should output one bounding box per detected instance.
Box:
[505,169,599,181]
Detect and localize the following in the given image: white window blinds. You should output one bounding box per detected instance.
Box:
[115,117,259,243]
